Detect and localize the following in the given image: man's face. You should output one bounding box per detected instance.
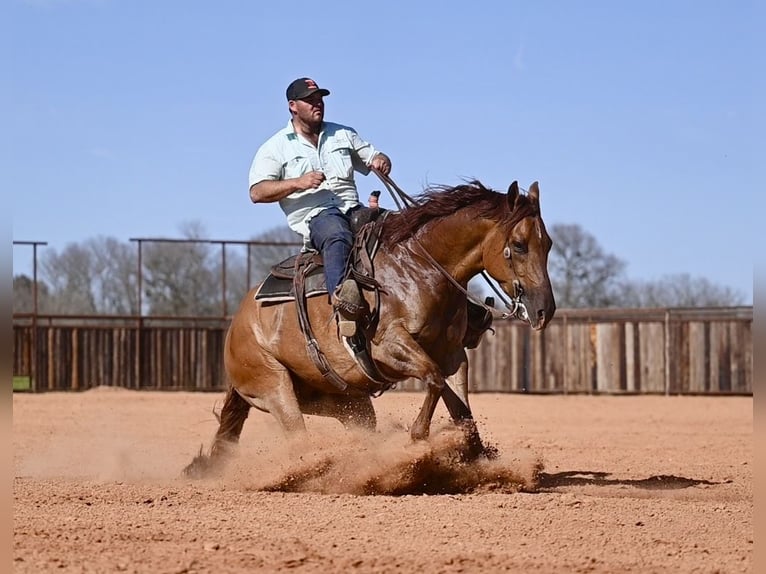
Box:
[290,92,325,125]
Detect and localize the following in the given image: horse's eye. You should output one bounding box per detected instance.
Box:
[512,241,527,254]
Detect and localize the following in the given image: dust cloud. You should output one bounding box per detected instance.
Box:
[220,424,542,495]
[18,420,541,496]
[15,387,542,495]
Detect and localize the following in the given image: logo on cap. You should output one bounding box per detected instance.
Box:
[286,77,330,101]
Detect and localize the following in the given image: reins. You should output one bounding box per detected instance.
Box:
[372,168,420,209]
[371,168,526,321]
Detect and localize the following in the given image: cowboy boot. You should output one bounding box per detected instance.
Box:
[332,279,367,337]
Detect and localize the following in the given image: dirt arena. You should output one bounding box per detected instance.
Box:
[13,388,752,573]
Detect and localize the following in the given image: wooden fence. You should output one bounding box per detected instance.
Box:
[465,307,753,394]
[12,307,752,395]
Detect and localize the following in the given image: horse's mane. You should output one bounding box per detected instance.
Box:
[382,180,538,244]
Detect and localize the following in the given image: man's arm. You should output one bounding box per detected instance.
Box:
[347,129,392,176]
[249,171,325,203]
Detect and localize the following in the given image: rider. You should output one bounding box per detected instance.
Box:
[248,77,392,336]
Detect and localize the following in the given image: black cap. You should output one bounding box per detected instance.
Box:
[370,190,381,197]
[286,77,330,101]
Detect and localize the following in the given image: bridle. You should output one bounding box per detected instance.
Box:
[371,169,530,322]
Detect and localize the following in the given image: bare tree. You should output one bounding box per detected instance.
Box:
[20,218,744,319]
[549,222,744,308]
[219,248,248,315]
[615,274,745,307]
[233,225,302,311]
[86,236,139,315]
[142,221,220,316]
[198,225,303,315]
[18,237,137,316]
[248,225,302,284]
[39,243,98,314]
[548,223,627,308]
[13,274,51,314]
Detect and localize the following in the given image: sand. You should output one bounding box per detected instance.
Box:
[13,389,752,573]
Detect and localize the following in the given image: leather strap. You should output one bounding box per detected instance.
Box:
[292,256,349,392]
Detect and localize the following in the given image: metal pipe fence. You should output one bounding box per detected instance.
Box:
[13,239,752,394]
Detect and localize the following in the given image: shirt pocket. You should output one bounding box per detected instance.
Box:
[325,144,354,180]
[283,153,315,180]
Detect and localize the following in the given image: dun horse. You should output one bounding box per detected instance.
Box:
[185,180,555,476]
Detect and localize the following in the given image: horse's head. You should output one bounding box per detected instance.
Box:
[483,181,556,330]
[381,178,556,329]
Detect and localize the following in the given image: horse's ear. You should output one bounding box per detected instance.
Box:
[528,181,540,203]
[507,181,519,209]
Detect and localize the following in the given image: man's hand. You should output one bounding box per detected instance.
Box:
[370,153,391,176]
[297,170,326,190]
[251,170,325,203]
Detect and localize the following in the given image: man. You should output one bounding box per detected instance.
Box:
[248,77,392,336]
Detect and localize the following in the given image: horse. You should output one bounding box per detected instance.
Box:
[184,179,555,477]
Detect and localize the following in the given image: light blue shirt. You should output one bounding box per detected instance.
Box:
[249,120,379,241]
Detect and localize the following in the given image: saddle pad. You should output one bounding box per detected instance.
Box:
[255,267,328,303]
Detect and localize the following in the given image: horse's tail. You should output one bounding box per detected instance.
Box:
[183,385,251,479]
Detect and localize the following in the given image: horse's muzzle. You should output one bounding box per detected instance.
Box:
[515,281,555,330]
[529,298,556,330]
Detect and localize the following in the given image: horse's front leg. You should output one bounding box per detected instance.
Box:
[443,364,495,460]
[372,321,445,442]
[411,350,472,441]
[441,350,472,420]
[412,354,487,458]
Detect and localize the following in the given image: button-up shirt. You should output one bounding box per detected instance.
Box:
[249,120,379,241]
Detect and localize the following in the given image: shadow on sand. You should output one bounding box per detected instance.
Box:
[536,470,727,491]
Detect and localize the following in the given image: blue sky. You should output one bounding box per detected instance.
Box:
[7,0,762,303]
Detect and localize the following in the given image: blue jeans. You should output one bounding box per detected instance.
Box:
[308,207,354,297]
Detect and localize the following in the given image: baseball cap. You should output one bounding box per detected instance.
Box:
[286,77,330,101]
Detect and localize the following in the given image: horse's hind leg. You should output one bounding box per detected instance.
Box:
[209,387,251,459]
[183,386,251,478]
[183,377,308,479]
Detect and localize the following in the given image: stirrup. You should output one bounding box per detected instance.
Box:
[332,279,366,320]
[338,320,358,338]
[333,298,366,320]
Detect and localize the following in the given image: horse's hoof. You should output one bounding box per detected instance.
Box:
[410,429,429,442]
[182,455,213,479]
[456,423,498,462]
[182,446,223,479]
[479,442,500,460]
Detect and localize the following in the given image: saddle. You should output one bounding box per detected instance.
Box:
[255,252,327,302]
[254,208,395,395]
[255,206,386,302]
